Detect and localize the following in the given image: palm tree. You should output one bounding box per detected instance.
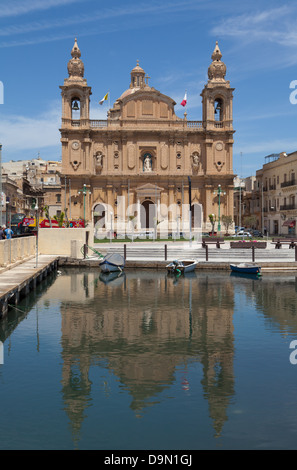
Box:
[53,212,65,228]
[42,205,52,228]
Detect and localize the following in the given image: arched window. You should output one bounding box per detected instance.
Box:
[71,97,80,120]
[214,98,223,121]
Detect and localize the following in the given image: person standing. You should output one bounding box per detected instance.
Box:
[4,225,13,239]
[0,226,5,240]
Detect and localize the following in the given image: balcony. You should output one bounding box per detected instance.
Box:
[281,180,296,188]
[280,204,296,211]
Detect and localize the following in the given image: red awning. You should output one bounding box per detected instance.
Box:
[283,219,296,227]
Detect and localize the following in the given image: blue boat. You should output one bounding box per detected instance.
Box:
[230,263,261,275]
[99,253,125,273]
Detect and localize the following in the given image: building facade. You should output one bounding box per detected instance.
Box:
[60,39,235,236]
[2,157,62,222]
[255,151,297,236]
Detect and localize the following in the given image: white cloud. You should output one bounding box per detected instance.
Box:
[235,138,297,155]
[0,0,207,47]
[0,0,84,18]
[211,5,297,47]
[0,105,60,151]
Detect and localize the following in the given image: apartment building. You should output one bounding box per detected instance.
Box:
[254,152,297,235]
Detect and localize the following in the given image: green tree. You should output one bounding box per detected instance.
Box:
[243,215,257,229]
[221,215,233,235]
[208,213,216,234]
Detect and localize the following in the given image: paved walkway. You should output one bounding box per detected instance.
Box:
[0,255,59,317]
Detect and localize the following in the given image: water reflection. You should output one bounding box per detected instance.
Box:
[2,268,297,449]
[56,269,236,439]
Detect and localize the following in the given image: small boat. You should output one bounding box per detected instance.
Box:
[230,271,262,280]
[166,259,198,274]
[230,263,261,275]
[99,271,125,285]
[99,253,125,273]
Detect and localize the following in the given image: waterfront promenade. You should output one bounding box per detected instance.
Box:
[0,255,59,318]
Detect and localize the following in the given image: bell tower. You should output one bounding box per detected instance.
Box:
[201,41,235,176]
[60,38,93,180]
[60,38,92,124]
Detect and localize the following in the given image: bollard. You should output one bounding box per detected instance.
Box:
[83,244,87,259]
[205,245,208,261]
[124,244,127,261]
[165,244,167,261]
[295,245,297,262]
[252,245,255,262]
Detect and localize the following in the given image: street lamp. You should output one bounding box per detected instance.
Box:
[78,183,91,225]
[213,184,226,232]
[110,212,113,243]
[34,203,39,268]
[188,176,192,244]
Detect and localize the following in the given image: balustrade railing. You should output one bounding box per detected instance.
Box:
[280,204,296,211]
[61,118,232,130]
[90,120,108,128]
[281,180,296,188]
[187,121,203,128]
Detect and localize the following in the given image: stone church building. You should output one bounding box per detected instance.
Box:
[60,39,235,237]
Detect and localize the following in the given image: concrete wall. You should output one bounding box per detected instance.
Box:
[0,236,36,267]
[38,228,91,258]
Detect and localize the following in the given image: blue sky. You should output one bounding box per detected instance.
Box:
[0,0,297,177]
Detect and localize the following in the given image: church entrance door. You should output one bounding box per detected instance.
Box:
[141,200,155,229]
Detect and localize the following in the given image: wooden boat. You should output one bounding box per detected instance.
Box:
[99,253,125,273]
[230,263,261,275]
[166,259,198,274]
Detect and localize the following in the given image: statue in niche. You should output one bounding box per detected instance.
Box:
[143,155,152,172]
[191,152,200,173]
[95,152,103,173]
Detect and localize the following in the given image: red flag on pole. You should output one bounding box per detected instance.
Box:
[180,92,187,107]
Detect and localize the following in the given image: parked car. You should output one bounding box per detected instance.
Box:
[232,231,252,238]
[251,230,263,238]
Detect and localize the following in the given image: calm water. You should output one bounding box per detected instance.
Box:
[0,268,297,450]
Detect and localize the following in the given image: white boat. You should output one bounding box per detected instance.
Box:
[99,253,125,273]
[166,259,198,274]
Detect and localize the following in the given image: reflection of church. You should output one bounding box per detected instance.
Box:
[59,270,235,441]
[60,39,235,233]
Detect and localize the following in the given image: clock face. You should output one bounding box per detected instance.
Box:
[72,141,79,150]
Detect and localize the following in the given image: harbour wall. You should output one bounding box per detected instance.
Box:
[0,236,36,268]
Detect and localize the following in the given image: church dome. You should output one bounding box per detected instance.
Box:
[118,60,150,100]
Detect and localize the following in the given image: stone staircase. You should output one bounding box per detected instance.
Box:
[90,242,297,264]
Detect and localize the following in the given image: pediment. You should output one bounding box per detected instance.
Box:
[136,183,164,196]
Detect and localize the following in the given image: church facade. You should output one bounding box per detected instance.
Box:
[60,39,235,237]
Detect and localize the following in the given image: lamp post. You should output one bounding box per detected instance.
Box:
[188,176,192,244]
[78,183,91,226]
[34,202,39,268]
[110,212,113,243]
[213,184,226,232]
